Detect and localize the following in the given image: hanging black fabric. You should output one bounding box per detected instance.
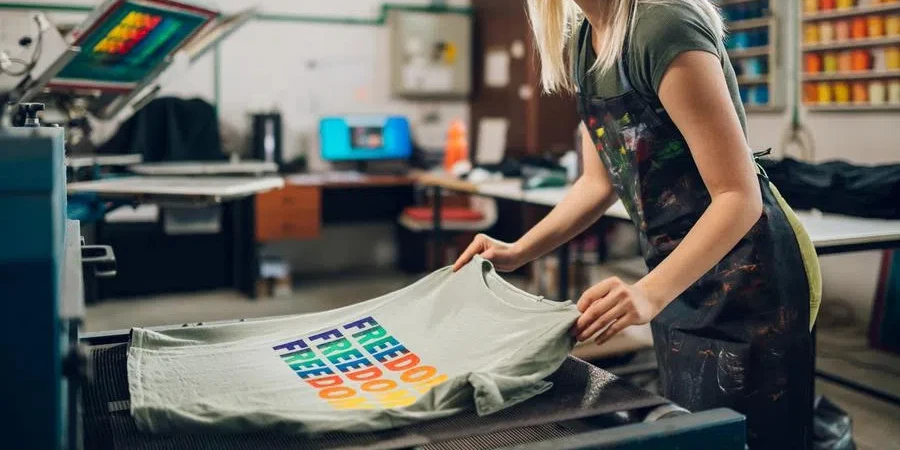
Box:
[759,157,900,220]
[97,97,225,162]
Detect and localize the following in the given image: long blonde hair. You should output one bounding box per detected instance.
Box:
[527,0,725,93]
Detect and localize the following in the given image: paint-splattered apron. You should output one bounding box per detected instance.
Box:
[574,23,813,449]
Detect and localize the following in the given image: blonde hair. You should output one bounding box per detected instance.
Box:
[527,0,725,93]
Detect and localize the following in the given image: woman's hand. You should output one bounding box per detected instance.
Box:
[452,234,527,273]
[572,277,663,345]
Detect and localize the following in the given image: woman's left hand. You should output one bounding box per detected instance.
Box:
[572,277,663,344]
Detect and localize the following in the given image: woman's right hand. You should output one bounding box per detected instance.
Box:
[452,234,527,273]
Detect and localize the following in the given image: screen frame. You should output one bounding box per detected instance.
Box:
[46,0,217,93]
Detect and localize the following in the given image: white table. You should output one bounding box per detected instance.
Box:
[67,176,284,205]
[475,179,900,253]
[67,153,143,170]
[129,160,278,176]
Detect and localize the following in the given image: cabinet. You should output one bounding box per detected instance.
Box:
[255,186,321,242]
[718,0,786,111]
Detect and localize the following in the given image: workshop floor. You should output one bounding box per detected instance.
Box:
[86,271,900,450]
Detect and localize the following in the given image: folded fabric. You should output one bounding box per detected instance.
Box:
[127,256,579,434]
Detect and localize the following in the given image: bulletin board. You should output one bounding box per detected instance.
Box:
[388,9,472,99]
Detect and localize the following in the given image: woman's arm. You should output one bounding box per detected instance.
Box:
[453,125,618,271]
[574,50,763,343]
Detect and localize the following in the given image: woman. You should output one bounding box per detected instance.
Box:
[453,0,822,448]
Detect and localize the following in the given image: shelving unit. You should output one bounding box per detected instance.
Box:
[806,103,900,112]
[803,69,900,82]
[717,0,784,111]
[736,75,771,85]
[803,3,900,22]
[803,35,900,52]
[801,2,900,111]
[730,16,776,31]
[728,45,773,59]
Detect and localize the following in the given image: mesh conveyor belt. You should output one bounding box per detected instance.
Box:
[84,343,668,450]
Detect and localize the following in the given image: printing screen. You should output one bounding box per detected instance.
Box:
[53,0,213,90]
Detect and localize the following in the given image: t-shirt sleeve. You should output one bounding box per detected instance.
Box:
[628,4,721,99]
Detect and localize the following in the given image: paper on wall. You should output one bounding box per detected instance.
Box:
[403,64,453,92]
[476,118,509,165]
[485,50,510,88]
[510,40,525,59]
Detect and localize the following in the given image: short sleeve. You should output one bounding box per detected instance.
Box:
[628,3,721,100]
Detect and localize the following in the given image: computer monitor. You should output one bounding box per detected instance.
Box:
[48,0,216,93]
[320,115,413,166]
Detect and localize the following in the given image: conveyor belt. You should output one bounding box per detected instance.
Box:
[84,343,668,450]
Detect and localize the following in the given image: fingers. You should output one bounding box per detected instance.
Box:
[576,276,623,312]
[595,318,631,346]
[452,235,486,272]
[576,302,628,342]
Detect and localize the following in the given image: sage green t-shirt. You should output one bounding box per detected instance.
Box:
[572,2,747,136]
[127,256,579,434]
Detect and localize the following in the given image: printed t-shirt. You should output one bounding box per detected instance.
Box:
[127,256,580,434]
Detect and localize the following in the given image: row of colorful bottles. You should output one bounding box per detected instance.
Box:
[804,14,900,44]
[805,0,900,14]
[726,29,771,50]
[804,79,900,104]
[722,0,771,21]
[804,46,900,72]
[739,85,771,105]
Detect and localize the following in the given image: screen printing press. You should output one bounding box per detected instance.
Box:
[2,120,746,450]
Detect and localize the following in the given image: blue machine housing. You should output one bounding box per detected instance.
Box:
[0,126,69,449]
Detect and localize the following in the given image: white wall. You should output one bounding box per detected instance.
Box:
[11,0,469,164]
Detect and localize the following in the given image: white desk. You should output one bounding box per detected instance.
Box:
[474,180,900,252]
[129,160,278,176]
[67,176,284,204]
[67,153,143,170]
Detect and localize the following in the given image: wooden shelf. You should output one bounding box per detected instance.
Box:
[729,16,775,32]
[803,3,900,22]
[718,0,760,6]
[805,103,900,112]
[745,104,785,113]
[803,70,900,82]
[737,75,770,85]
[728,46,771,59]
[803,36,900,52]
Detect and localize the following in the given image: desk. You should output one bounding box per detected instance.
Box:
[247,172,416,296]
[416,173,900,405]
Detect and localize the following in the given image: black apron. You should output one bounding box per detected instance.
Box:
[573,22,813,449]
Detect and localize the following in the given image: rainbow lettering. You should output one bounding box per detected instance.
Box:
[272,316,448,410]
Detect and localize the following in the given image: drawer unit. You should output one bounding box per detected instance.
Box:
[255,186,321,241]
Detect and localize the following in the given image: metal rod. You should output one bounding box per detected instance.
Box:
[432,185,443,269]
[558,243,570,300]
[815,368,900,406]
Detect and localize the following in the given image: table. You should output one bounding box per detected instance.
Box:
[415,173,900,405]
[128,160,278,176]
[67,176,285,205]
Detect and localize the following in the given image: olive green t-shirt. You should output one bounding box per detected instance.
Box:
[572,2,747,137]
